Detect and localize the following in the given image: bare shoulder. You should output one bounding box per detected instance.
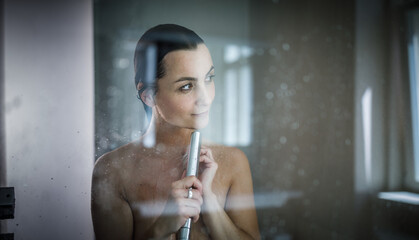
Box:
[93,141,142,184]
[91,143,136,240]
[206,143,250,173]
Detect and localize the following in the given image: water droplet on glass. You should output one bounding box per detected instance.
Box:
[265,92,274,100]
[106,86,118,96]
[269,48,278,56]
[113,58,130,69]
[107,98,117,108]
[261,158,267,165]
[256,48,264,55]
[280,136,287,144]
[269,226,277,234]
[334,108,341,114]
[269,66,277,73]
[282,43,290,51]
[298,169,305,176]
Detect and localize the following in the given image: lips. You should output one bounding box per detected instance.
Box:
[192,110,209,117]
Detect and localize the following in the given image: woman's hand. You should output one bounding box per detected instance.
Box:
[156,176,203,236]
[199,146,218,196]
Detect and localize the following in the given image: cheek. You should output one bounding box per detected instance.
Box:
[157,94,194,116]
[208,85,215,104]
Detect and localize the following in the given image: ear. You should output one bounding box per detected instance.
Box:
[140,87,156,107]
[136,82,144,91]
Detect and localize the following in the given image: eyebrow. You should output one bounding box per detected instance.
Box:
[174,66,215,83]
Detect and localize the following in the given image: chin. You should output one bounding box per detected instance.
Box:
[190,118,209,130]
[193,122,208,130]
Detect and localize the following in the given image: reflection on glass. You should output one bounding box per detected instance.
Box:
[223,45,253,146]
[92,0,419,239]
[408,8,419,182]
[362,87,372,186]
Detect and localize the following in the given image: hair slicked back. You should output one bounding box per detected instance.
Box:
[133,24,204,121]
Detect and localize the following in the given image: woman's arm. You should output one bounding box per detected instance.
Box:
[141,176,204,239]
[200,147,260,240]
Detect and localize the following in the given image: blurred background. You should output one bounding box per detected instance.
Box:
[1,0,419,239]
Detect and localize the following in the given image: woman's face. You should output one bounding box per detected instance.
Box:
[154,44,215,129]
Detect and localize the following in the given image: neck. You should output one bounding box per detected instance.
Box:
[142,114,197,150]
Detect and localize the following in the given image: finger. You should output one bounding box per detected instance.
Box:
[172,188,191,199]
[201,147,212,158]
[200,146,209,155]
[172,176,196,189]
[185,189,203,205]
[189,208,200,223]
[172,176,202,192]
[181,197,202,208]
[199,156,218,170]
[181,169,186,179]
[192,213,200,223]
[177,198,201,215]
[199,155,212,163]
[181,199,201,222]
[200,148,214,165]
[190,178,203,194]
[198,155,218,172]
[178,207,200,223]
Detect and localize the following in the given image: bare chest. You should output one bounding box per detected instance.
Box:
[123,165,231,239]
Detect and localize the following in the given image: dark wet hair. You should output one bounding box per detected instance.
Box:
[134,24,204,121]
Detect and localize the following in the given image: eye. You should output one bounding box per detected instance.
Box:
[180,83,193,92]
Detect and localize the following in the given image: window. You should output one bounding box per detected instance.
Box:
[222,45,253,146]
[407,8,419,183]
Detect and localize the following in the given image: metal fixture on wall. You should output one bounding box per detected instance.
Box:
[0,187,15,240]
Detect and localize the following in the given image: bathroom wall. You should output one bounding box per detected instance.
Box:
[0,1,5,233]
[0,0,5,188]
[3,0,94,239]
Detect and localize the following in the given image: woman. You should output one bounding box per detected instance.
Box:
[91,24,260,240]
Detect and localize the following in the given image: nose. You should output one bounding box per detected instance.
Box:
[195,81,212,108]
